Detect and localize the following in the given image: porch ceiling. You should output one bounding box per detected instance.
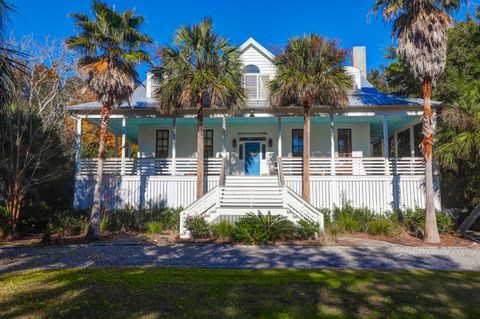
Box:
[86,115,419,144]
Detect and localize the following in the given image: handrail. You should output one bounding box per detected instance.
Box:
[284,186,324,231]
[277,156,285,186]
[219,156,226,186]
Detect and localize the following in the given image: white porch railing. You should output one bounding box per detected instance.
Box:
[281,157,424,176]
[78,157,223,176]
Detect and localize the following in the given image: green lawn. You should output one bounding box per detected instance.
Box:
[1,268,479,319]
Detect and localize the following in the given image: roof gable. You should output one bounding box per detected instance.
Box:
[238,37,275,61]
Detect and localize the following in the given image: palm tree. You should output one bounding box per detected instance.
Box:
[66,1,152,240]
[436,91,479,169]
[269,35,352,201]
[372,0,462,243]
[0,1,24,104]
[152,18,245,199]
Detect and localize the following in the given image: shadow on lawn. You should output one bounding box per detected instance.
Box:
[1,267,480,318]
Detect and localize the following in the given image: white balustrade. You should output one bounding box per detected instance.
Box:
[280,157,424,176]
[78,157,223,176]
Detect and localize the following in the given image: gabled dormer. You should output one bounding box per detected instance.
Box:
[238,38,276,107]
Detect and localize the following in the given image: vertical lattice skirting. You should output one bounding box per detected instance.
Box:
[74,175,440,212]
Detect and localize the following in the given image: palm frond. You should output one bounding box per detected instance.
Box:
[153,18,246,114]
[269,34,352,108]
[66,1,152,107]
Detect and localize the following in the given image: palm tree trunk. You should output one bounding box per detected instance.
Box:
[196,100,204,199]
[86,103,111,240]
[422,78,440,244]
[303,99,311,202]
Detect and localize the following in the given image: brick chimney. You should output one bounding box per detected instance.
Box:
[351,46,367,78]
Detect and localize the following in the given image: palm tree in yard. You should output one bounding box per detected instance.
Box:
[269,35,352,201]
[66,1,152,240]
[152,18,246,199]
[372,0,463,243]
[0,0,24,104]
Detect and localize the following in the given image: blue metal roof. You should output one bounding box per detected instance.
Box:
[68,73,440,111]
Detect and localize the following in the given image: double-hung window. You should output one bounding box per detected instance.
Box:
[337,129,352,157]
[155,130,169,158]
[204,129,214,158]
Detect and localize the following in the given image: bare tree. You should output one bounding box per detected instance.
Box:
[0,36,74,232]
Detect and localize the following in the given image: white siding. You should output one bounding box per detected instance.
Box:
[138,121,372,170]
[240,46,276,76]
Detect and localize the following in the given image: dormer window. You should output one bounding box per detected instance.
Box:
[244,64,260,73]
[243,64,269,101]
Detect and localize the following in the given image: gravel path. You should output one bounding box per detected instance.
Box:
[1,243,480,273]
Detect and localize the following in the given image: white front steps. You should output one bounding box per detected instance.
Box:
[179,175,324,237]
[225,175,280,187]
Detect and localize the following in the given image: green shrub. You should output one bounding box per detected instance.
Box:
[402,208,453,238]
[106,206,181,232]
[0,206,13,239]
[156,207,181,231]
[331,205,375,233]
[99,211,110,234]
[185,216,210,238]
[325,222,343,239]
[52,210,89,237]
[367,218,396,236]
[335,213,361,233]
[145,221,164,234]
[211,220,234,240]
[232,212,295,244]
[295,220,320,240]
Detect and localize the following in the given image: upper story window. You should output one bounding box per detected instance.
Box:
[243,64,269,101]
[244,64,260,73]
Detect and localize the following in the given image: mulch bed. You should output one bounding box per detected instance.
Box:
[1,231,477,248]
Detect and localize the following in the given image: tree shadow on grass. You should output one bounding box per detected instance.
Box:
[1,267,480,319]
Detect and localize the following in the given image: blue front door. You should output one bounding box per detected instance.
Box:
[245,142,260,176]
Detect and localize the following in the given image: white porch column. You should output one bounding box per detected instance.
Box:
[329,114,336,176]
[114,135,119,157]
[222,116,227,155]
[121,117,127,176]
[75,117,82,174]
[277,116,282,157]
[383,115,390,175]
[409,126,415,157]
[172,117,177,175]
[394,133,399,157]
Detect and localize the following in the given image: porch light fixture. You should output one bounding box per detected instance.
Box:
[268,138,273,147]
[232,138,237,148]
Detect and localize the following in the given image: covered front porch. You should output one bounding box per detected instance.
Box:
[72,109,438,212]
[73,110,425,178]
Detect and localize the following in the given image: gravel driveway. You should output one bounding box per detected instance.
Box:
[1,242,480,273]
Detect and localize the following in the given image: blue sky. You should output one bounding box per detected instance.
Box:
[9,0,477,80]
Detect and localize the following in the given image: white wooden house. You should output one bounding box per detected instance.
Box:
[69,38,441,236]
